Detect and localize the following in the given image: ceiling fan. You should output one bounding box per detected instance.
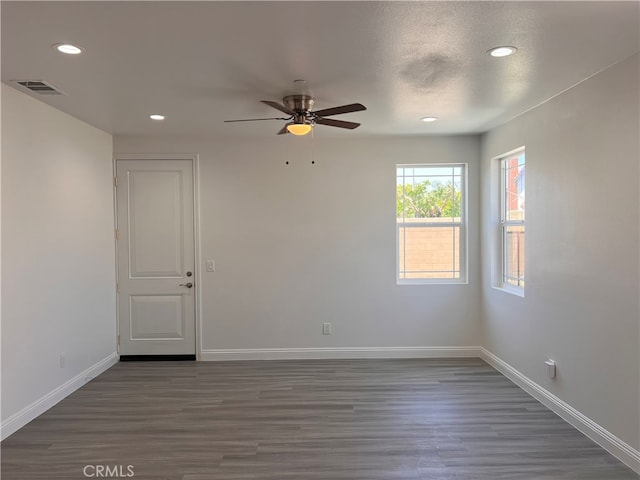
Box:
[224,95,366,136]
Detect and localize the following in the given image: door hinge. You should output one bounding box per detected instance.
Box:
[114,176,118,187]
[117,335,120,346]
[115,229,119,240]
[116,282,119,293]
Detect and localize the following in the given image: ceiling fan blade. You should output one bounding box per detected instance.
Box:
[224,117,289,123]
[276,125,289,135]
[261,100,295,115]
[313,103,366,117]
[315,117,361,129]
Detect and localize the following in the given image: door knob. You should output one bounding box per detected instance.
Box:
[179,282,193,288]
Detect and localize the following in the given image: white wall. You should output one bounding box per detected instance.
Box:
[114,135,481,355]
[1,85,117,432]
[480,54,639,450]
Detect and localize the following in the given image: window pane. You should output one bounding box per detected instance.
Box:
[504,153,525,222]
[503,225,525,287]
[398,225,460,279]
[397,166,462,222]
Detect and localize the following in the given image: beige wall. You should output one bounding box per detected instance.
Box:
[115,135,482,352]
[481,53,640,451]
[1,85,116,431]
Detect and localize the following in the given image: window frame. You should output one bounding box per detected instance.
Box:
[498,147,525,295]
[396,163,468,285]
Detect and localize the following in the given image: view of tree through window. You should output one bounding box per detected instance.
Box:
[396,181,462,219]
[396,165,466,283]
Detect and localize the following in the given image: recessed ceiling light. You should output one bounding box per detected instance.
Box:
[53,43,83,55]
[149,114,165,121]
[488,46,517,58]
[420,116,438,122]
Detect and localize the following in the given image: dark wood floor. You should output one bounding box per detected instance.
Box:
[2,358,637,480]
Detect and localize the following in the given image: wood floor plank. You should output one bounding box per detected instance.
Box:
[1,358,637,480]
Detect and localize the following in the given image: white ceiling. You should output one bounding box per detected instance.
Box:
[2,1,639,138]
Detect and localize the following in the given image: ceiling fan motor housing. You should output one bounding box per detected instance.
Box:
[283,95,315,114]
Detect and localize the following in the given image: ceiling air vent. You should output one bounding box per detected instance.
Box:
[13,80,66,95]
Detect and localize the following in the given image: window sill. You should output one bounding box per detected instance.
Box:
[493,285,524,297]
[397,279,468,286]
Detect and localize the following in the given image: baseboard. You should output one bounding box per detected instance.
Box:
[479,347,640,474]
[1,352,119,441]
[200,346,482,361]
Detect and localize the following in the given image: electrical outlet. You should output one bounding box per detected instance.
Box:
[59,352,65,368]
[322,322,332,335]
[206,260,215,272]
[544,359,556,379]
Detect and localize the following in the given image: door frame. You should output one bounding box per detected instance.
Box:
[113,154,202,359]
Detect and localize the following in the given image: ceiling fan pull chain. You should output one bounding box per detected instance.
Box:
[310,127,315,165]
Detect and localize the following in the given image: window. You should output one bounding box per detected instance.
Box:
[500,149,525,290]
[396,164,466,284]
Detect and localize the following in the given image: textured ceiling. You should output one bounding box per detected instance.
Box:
[2,1,639,138]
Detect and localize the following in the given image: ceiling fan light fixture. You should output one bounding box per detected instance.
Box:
[286,123,313,136]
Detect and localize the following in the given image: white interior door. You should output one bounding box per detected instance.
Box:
[116,159,196,356]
